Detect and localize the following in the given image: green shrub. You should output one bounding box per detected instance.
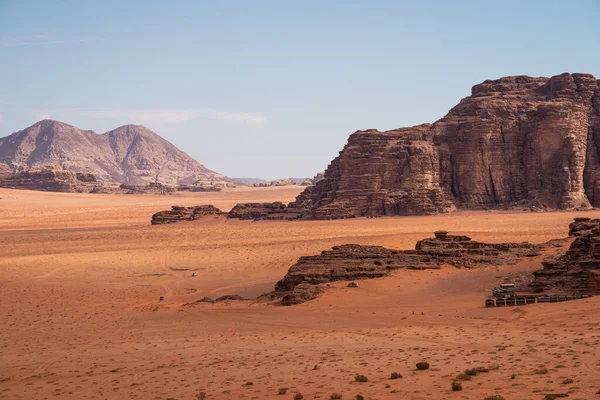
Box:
[451,381,463,391]
[390,372,402,379]
[416,362,430,370]
[354,375,368,383]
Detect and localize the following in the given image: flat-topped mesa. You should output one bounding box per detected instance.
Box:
[291,73,600,218]
[272,231,546,303]
[532,218,600,295]
[151,205,223,225]
[227,202,304,221]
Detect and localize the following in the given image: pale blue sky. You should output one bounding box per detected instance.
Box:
[0,1,599,179]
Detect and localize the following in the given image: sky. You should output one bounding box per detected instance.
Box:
[0,1,599,179]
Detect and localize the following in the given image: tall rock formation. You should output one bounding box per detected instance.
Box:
[0,120,231,186]
[292,73,600,218]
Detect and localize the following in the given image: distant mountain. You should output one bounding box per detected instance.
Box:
[0,120,231,186]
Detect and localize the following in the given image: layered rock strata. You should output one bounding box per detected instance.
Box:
[532,218,600,294]
[151,205,223,225]
[273,231,544,303]
[227,202,304,220]
[291,73,600,218]
[0,165,120,193]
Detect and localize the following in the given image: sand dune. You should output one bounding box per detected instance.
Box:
[0,187,599,399]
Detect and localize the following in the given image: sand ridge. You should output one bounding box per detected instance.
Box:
[0,187,599,399]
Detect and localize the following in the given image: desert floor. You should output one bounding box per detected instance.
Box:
[0,186,599,400]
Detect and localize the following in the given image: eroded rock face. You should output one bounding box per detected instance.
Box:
[273,232,545,303]
[0,165,120,193]
[292,73,600,218]
[533,218,600,294]
[151,205,223,225]
[227,202,304,220]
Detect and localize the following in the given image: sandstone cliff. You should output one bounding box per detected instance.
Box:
[532,217,600,295]
[292,73,600,218]
[0,120,232,186]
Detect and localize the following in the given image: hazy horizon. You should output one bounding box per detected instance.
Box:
[1,0,599,180]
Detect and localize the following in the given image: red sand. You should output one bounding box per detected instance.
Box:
[0,186,599,399]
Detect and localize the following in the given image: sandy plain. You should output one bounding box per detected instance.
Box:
[0,186,599,400]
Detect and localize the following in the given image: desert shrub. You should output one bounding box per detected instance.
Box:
[355,395,364,400]
[245,381,253,386]
[354,375,368,382]
[195,393,206,400]
[488,363,500,371]
[510,374,517,379]
[545,394,569,400]
[562,378,574,384]
[416,362,430,370]
[278,388,288,395]
[452,381,463,391]
[534,367,549,375]
[455,373,472,381]
[483,396,506,400]
[294,394,304,400]
[466,366,490,376]
[330,393,343,400]
[390,372,402,379]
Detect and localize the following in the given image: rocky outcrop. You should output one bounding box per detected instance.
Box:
[0,165,121,193]
[151,205,223,225]
[273,231,545,303]
[291,73,600,218]
[227,202,304,220]
[121,183,176,195]
[0,120,232,186]
[532,217,600,295]
[250,178,296,187]
[312,172,325,185]
[300,178,313,186]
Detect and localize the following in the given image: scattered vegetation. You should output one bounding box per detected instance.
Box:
[562,378,574,385]
[330,393,343,400]
[245,381,253,386]
[194,393,206,400]
[355,395,364,400]
[354,374,368,382]
[390,372,402,380]
[294,394,304,400]
[482,396,506,400]
[451,381,463,391]
[278,388,288,395]
[416,362,430,370]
